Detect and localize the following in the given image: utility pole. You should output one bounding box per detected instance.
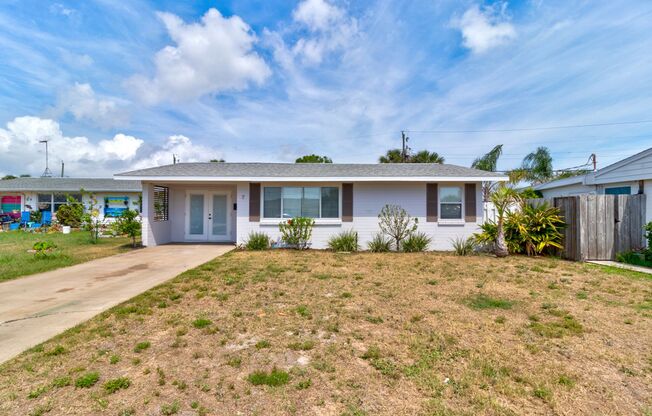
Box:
[590,153,597,171]
[39,139,52,177]
[60,161,65,178]
[173,154,177,164]
[401,131,410,162]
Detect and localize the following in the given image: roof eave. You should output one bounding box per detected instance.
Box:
[114,175,508,182]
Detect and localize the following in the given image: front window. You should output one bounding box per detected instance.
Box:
[37,193,52,212]
[440,186,462,219]
[263,186,339,219]
[54,193,82,212]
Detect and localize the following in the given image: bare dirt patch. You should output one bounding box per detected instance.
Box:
[0,251,650,415]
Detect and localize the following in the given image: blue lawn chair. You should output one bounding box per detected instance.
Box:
[20,211,30,227]
[9,223,20,231]
[42,211,52,226]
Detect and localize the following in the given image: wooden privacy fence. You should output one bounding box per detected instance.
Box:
[528,194,646,261]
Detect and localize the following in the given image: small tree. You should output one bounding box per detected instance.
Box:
[377,204,418,251]
[56,195,84,227]
[490,185,522,257]
[82,194,102,243]
[113,209,141,248]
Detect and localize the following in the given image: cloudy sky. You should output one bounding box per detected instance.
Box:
[1,0,651,177]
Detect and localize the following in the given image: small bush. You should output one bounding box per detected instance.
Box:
[51,376,71,388]
[33,241,57,258]
[245,232,271,250]
[279,217,314,249]
[248,368,290,387]
[161,401,180,415]
[451,236,476,256]
[75,372,100,388]
[367,233,392,252]
[104,377,131,394]
[328,230,359,252]
[402,232,431,252]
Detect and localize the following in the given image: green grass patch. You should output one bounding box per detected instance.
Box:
[466,294,513,310]
[133,341,151,353]
[247,368,290,387]
[192,318,212,329]
[529,314,584,338]
[75,372,100,388]
[0,231,133,281]
[104,377,131,394]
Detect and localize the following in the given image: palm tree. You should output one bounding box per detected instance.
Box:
[521,147,553,184]
[490,185,522,257]
[379,149,405,163]
[411,150,445,163]
[471,144,503,200]
[471,144,503,171]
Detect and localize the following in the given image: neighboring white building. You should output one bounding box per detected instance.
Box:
[534,147,652,223]
[0,177,142,221]
[115,163,507,249]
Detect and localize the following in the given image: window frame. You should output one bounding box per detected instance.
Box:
[604,186,631,195]
[260,184,342,223]
[438,184,465,224]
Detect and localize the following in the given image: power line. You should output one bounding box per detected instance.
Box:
[405,119,652,134]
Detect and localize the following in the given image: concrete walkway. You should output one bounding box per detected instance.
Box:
[588,260,652,275]
[0,244,233,364]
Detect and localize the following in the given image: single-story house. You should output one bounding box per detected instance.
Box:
[0,177,142,221]
[534,147,652,223]
[115,163,507,249]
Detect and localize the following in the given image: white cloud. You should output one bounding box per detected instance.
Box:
[126,8,270,104]
[0,116,222,177]
[131,134,221,169]
[272,0,358,66]
[293,0,344,32]
[453,4,516,54]
[52,83,129,129]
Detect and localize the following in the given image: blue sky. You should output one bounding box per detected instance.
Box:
[0,0,651,177]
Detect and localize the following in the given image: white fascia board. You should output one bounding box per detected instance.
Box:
[114,175,508,182]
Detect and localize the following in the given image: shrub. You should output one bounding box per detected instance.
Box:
[33,241,57,258]
[55,196,84,227]
[451,236,476,256]
[104,377,131,394]
[474,202,564,256]
[328,230,359,252]
[616,251,652,268]
[248,368,290,387]
[279,217,314,249]
[112,209,141,247]
[401,232,431,252]
[367,232,392,252]
[75,371,100,388]
[245,232,271,250]
[377,204,418,251]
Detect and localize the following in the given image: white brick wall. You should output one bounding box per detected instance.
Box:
[237,181,484,250]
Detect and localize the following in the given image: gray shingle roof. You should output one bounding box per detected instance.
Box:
[0,178,142,192]
[116,163,504,179]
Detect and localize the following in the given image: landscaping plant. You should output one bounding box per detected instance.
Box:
[82,194,103,243]
[245,232,271,250]
[401,232,431,252]
[112,209,141,248]
[367,232,392,252]
[489,186,522,257]
[328,230,359,252]
[451,236,476,256]
[474,200,564,256]
[55,195,84,227]
[377,204,418,251]
[279,217,314,249]
[32,241,57,258]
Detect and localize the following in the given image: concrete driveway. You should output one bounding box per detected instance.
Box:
[0,244,233,364]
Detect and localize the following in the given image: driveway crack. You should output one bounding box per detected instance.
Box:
[0,309,103,325]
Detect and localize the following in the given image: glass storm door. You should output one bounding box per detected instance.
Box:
[186,193,207,240]
[209,193,228,241]
[186,191,230,241]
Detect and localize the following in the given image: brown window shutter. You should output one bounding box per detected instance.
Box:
[249,183,260,222]
[426,183,438,222]
[342,183,353,222]
[464,183,477,222]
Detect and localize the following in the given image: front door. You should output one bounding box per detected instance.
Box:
[186,191,231,241]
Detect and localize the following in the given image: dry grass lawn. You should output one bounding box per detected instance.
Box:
[0,250,651,416]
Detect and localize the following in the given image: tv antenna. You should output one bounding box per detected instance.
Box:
[39,138,53,177]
